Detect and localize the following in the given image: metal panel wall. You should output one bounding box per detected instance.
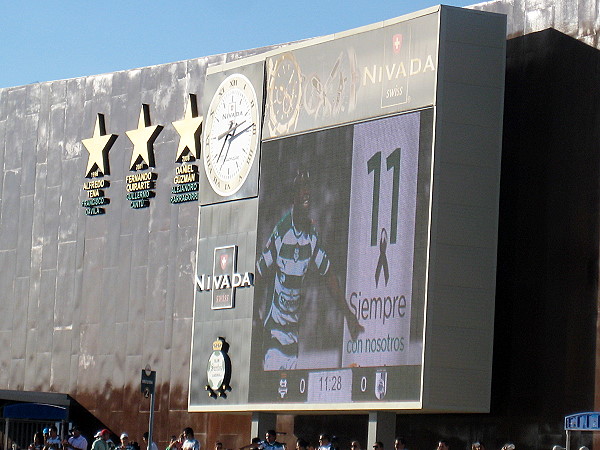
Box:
[423,6,506,412]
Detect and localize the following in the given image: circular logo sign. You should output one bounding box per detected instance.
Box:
[207,350,226,391]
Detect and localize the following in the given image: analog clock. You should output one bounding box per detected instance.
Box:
[203,73,260,197]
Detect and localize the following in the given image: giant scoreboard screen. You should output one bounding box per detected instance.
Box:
[189,5,506,412]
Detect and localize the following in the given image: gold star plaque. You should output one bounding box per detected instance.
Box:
[172,94,203,162]
[126,104,163,170]
[82,113,117,177]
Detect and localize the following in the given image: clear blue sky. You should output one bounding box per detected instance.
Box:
[1,1,473,89]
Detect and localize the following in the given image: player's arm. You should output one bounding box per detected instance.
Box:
[256,229,278,277]
[325,271,364,340]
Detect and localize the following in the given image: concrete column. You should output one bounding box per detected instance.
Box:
[4,417,9,450]
[367,412,396,450]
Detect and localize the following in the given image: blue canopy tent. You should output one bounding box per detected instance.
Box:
[2,403,68,450]
[3,403,67,421]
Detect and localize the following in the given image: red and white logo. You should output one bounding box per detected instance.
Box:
[220,254,228,271]
[392,34,403,54]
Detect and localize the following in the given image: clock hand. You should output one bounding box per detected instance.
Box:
[230,123,253,141]
[217,120,236,140]
[218,119,246,141]
[216,125,233,164]
[220,138,233,168]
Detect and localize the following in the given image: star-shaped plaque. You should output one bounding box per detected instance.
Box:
[172,94,203,162]
[82,113,117,177]
[126,104,163,170]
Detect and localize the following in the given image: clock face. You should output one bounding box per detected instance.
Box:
[204,73,260,197]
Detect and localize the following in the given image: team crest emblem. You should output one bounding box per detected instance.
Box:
[205,337,232,399]
[375,369,387,399]
[278,373,288,398]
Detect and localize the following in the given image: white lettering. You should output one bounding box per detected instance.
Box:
[363,65,377,85]
[410,58,421,75]
[241,272,252,287]
[196,272,254,291]
[424,54,435,72]
[396,62,407,77]
[221,275,231,289]
[385,64,395,80]
[196,274,211,291]
[361,55,436,86]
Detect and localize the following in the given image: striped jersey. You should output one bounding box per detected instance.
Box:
[257,208,330,330]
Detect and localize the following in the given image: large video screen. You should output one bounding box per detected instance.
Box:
[249,109,433,406]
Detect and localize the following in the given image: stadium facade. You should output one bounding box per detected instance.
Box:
[0,1,598,450]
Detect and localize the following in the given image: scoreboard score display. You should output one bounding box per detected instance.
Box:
[189,6,506,412]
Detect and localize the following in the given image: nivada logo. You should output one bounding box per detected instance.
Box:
[195,245,254,310]
[196,272,253,291]
[392,34,403,54]
[361,55,436,86]
[220,254,228,271]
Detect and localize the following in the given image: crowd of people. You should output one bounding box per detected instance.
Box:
[27,427,202,450]
[28,427,518,450]
[236,431,518,450]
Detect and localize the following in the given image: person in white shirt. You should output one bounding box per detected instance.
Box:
[182,428,200,450]
[64,426,88,450]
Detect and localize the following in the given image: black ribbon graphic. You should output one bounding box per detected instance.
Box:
[375,228,389,288]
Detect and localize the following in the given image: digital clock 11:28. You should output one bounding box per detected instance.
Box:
[306,369,352,403]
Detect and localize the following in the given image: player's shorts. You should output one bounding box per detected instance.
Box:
[264,347,298,370]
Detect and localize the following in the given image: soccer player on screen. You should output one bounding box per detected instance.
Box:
[256,170,364,370]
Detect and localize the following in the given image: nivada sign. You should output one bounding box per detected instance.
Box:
[263,11,438,139]
[195,245,254,309]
